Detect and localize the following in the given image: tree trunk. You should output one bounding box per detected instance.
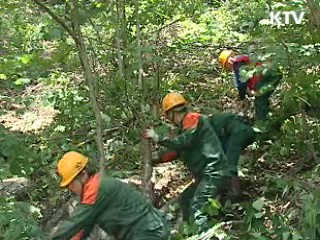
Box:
[142,139,154,201]
[115,2,125,80]
[135,0,154,201]
[70,0,106,174]
[32,0,107,173]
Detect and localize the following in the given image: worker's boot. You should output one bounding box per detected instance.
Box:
[228,176,241,202]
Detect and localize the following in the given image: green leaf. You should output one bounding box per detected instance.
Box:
[210,199,221,209]
[95,2,103,8]
[251,232,261,238]
[252,198,264,211]
[0,74,7,80]
[19,54,33,64]
[254,212,264,218]
[54,125,66,132]
[9,161,22,175]
[14,78,31,86]
[101,113,111,126]
[282,232,290,240]
[292,231,302,240]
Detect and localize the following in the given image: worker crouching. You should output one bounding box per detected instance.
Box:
[144,92,231,233]
[53,151,169,240]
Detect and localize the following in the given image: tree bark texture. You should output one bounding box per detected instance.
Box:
[135,0,154,201]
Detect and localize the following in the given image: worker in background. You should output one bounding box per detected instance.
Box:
[53,151,169,240]
[144,92,231,233]
[218,49,283,121]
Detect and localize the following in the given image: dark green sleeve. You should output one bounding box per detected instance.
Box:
[157,126,199,151]
[52,204,96,240]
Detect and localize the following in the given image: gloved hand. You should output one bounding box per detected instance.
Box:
[248,89,256,97]
[143,128,159,143]
[151,151,159,161]
[151,151,162,165]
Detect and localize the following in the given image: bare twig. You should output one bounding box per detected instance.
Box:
[152,18,181,34]
[280,40,292,73]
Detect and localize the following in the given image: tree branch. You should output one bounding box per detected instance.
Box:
[32,0,79,46]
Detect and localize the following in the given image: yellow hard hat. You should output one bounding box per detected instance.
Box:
[162,92,187,113]
[57,151,88,187]
[218,50,234,69]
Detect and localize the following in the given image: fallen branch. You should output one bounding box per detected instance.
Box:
[44,196,74,232]
[0,177,30,196]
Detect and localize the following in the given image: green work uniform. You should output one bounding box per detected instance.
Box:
[156,112,230,232]
[209,112,255,176]
[52,176,169,240]
[233,55,283,121]
[254,69,282,121]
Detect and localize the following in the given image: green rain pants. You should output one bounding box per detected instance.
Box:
[126,208,170,240]
[254,70,282,121]
[221,126,255,176]
[179,162,228,232]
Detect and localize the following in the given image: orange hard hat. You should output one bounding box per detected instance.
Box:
[218,50,235,69]
[57,151,88,187]
[162,92,187,113]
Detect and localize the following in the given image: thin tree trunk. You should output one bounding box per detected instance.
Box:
[71,0,106,175]
[136,1,143,90]
[32,0,106,174]
[115,1,125,79]
[299,102,319,163]
[142,138,154,201]
[120,0,129,76]
[135,0,154,201]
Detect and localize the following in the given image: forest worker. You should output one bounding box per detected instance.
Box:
[209,112,256,199]
[53,151,169,240]
[144,92,231,233]
[218,49,283,121]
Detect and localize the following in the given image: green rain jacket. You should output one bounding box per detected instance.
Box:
[208,112,253,142]
[208,112,255,174]
[156,112,230,179]
[52,175,168,240]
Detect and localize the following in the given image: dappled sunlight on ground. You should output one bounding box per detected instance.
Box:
[0,105,58,133]
[0,82,59,133]
[123,163,192,207]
